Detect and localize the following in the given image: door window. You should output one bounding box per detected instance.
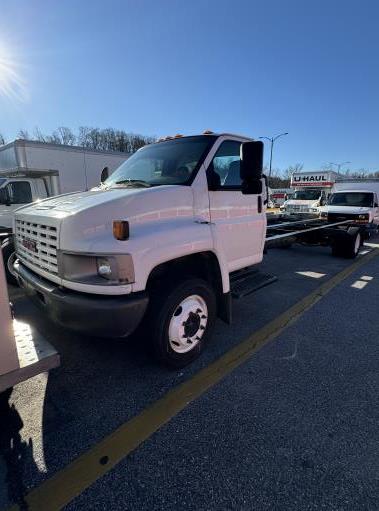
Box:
[6,181,32,204]
[208,140,242,190]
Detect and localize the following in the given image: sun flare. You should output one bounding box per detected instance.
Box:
[0,42,28,102]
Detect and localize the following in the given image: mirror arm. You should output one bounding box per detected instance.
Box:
[262,174,268,204]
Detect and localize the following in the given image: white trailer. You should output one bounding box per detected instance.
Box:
[281,171,342,214]
[0,139,129,282]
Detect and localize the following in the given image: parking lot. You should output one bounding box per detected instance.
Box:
[1,239,379,511]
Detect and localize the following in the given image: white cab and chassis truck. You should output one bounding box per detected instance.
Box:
[0,139,128,283]
[12,134,367,367]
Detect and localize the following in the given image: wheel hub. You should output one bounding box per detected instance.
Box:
[183,312,201,338]
[168,295,208,354]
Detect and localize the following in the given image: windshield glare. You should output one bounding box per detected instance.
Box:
[329,192,373,207]
[104,136,216,188]
[293,190,321,200]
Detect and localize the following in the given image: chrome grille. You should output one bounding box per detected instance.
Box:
[288,205,310,212]
[15,219,58,274]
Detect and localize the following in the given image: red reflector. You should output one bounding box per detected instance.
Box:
[113,220,129,240]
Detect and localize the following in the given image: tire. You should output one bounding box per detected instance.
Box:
[148,278,217,368]
[1,237,18,286]
[332,230,361,259]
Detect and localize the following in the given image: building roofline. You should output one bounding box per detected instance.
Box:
[0,139,130,157]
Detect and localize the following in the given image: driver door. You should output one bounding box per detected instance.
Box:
[0,181,33,229]
[207,138,266,272]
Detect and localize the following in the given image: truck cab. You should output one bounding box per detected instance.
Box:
[13,134,266,367]
[0,177,48,231]
[281,188,327,214]
[320,188,379,232]
[281,171,341,214]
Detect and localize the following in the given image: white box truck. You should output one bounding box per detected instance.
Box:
[0,139,129,282]
[12,133,365,368]
[281,171,341,214]
[320,178,379,235]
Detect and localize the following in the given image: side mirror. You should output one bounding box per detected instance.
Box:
[242,179,262,195]
[375,202,378,208]
[101,166,109,183]
[240,141,263,195]
[0,187,10,206]
[240,140,263,181]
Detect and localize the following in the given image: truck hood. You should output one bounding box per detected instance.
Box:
[15,185,194,252]
[320,205,372,215]
[16,188,151,217]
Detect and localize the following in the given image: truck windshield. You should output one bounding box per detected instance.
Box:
[104,135,216,188]
[328,192,373,207]
[293,190,321,200]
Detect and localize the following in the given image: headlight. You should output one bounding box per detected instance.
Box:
[320,212,328,218]
[358,214,369,220]
[97,257,113,279]
[60,253,135,285]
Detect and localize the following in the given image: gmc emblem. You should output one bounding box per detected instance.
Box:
[22,238,37,253]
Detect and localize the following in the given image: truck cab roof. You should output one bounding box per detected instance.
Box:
[332,189,375,194]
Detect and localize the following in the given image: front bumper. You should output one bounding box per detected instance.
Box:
[14,261,149,338]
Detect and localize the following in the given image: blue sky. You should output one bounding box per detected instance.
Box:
[0,0,378,171]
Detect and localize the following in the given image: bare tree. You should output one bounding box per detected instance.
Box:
[18,129,30,140]
[55,127,76,145]
[282,163,303,181]
[77,126,92,148]
[12,126,155,153]
[45,132,61,144]
[33,127,46,142]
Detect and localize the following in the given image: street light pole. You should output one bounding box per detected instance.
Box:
[259,132,288,181]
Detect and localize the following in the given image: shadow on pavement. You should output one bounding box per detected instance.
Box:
[0,388,41,510]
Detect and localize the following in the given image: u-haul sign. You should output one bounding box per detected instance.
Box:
[291,172,337,188]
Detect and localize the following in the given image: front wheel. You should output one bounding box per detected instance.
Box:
[149,278,217,368]
[1,238,18,286]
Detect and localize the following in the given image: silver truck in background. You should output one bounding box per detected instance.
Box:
[0,139,129,283]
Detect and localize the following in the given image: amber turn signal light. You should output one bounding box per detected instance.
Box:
[113,220,129,240]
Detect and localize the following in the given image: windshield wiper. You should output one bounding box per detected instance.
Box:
[114,179,151,188]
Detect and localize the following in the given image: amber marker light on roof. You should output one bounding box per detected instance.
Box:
[202,130,214,135]
[113,220,129,240]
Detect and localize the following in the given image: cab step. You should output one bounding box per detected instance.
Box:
[230,269,277,299]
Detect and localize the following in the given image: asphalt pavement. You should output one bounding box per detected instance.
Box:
[1,239,378,510]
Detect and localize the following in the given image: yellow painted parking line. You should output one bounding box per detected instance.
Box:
[8,248,379,511]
